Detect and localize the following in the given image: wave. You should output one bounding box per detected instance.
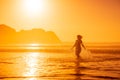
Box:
[0,48,120,54]
[90,49,120,53]
[0,44,120,53]
[0,48,70,53]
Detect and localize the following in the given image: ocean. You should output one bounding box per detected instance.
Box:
[0,43,120,80]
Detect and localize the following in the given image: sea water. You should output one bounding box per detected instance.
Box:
[0,44,120,80]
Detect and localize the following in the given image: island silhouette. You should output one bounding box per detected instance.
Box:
[0,24,61,44]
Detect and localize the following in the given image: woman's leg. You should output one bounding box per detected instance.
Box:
[75,50,80,58]
[75,49,81,58]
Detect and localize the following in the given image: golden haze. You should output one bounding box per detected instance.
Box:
[0,0,120,42]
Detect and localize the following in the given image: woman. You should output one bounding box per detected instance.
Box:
[72,35,86,58]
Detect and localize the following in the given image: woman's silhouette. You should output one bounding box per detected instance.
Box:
[72,35,86,58]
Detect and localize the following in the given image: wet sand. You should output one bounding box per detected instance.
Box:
[0,50,120,80]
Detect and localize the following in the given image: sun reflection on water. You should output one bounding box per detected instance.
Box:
[26,44,45,50]
[23,52,46,77]
[29,44,41,47]
[27,78,38,80]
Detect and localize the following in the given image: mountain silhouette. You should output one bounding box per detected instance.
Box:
[0,24,61,44]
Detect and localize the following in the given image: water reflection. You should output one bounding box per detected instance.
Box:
[74,57,82,80]
[27,78,38,80]
[23,52,46,77]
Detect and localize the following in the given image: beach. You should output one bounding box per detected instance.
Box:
[1,0,120,79]
[0,44,120,80]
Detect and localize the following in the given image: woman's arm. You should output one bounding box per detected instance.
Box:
[81,42,86,49]
[71,40,77,49]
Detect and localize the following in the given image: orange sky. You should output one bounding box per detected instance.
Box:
[0,0,120,42]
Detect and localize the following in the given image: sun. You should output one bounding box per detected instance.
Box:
[22,0,48,17]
